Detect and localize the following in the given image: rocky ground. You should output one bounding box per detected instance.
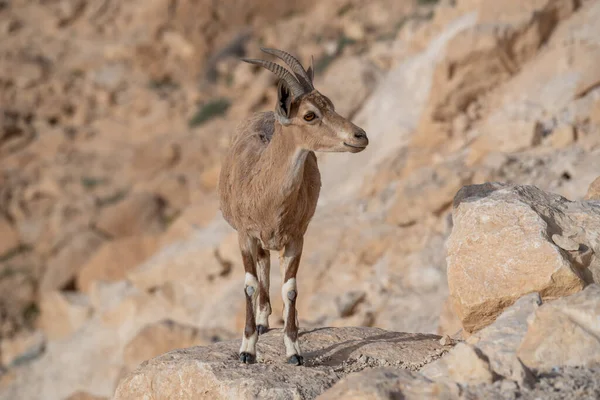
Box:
[1,0,600,399]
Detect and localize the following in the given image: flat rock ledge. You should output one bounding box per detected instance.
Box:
[113,327,447,399]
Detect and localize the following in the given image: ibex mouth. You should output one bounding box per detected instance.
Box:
[343,142,367,151]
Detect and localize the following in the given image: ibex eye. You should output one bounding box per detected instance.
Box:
[304,112,316,121]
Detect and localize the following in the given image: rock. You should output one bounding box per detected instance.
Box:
[437,296,463,338]
[469,119,544,159]
[94,192,166,238]
[415,0,577,147]
[424,293,541,388]
[123,319,235,372]
[467,0,600,162]
[439,335,454,347]
[318,56,382,119]
[40,230,105,292]
[386,160,471,227]
[422,342,496,385]
[38,291,93,340]
[545,124,576,149]
[447,182,598,333]
[518,284,600,371]
[160,200,220,246]
[64,392,107,400]
[0,330,45,368]
[77,236,161,293]
[585,176,600,200]
[317,368,459,400]
[466,293,541,382]
[0,216,20,258]
[335,290,365,318]
[319,11,479,202]
[114,327,447,400]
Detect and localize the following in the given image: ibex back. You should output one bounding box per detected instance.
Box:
[217,47,369,365]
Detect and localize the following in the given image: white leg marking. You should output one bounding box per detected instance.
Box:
[284,334,302,358]
[239,330,258,355]
[281,278,297,324]
[245,273,259,296]
[281,278,300,357]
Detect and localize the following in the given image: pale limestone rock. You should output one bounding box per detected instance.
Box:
[317,368,459,400]
[468,0,600,162]
[422,343,495,385]
[447,183,598,333]
[94,192,166,238]
[318,56,382,119]
[465,293,541,380]
[0,216,19,257]
[39,291,93,340]
[77,236,160,293]
[424,293,540,387]
[123,319,235,372]
[415,0,577,149]
[114,327,447,400]
[585,176,600,201]
[0,330,45,367]
[40,230,105,292]
[64,392,107,400]
[518,284,600,371]
[437,296,463,338]
[545,124,576,149]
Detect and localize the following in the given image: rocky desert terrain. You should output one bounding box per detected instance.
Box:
[1,0,600,398]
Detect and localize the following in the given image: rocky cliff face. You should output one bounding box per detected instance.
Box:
[1,0,600,399]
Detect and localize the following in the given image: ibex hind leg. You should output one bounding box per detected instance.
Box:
[238,234,259,364]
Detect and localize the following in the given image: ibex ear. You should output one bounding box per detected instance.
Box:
[275,80,293,125]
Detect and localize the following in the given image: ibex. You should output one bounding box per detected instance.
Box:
[218,48,369,365]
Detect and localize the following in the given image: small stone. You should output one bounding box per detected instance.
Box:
[551,234,580,252]
[439,335,455,346]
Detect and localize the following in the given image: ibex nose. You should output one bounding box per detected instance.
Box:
[354,129,367,140]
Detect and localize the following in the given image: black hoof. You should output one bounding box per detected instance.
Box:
[287,354,304,366]
[240,352,256,364]
[257,325,269,335]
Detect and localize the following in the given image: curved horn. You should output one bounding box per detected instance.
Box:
[260,47,314,90]
[241,58,306,98]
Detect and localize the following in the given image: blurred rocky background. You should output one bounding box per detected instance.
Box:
[1,0,600,398]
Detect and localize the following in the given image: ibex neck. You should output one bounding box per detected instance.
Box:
[268,123,309,196]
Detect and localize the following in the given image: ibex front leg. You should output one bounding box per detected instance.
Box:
[256,245,271,335]
[280,237,303,365]
[239,234,258,364]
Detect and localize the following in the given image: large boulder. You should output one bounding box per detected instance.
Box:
[114,327,447,400]
[518,284,600,370]
[447,182,599,333]
[423,293,541,386]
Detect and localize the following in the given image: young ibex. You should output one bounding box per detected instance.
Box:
[218,48,369,365]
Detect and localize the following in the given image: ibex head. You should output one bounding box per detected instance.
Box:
[242,48,369,153]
